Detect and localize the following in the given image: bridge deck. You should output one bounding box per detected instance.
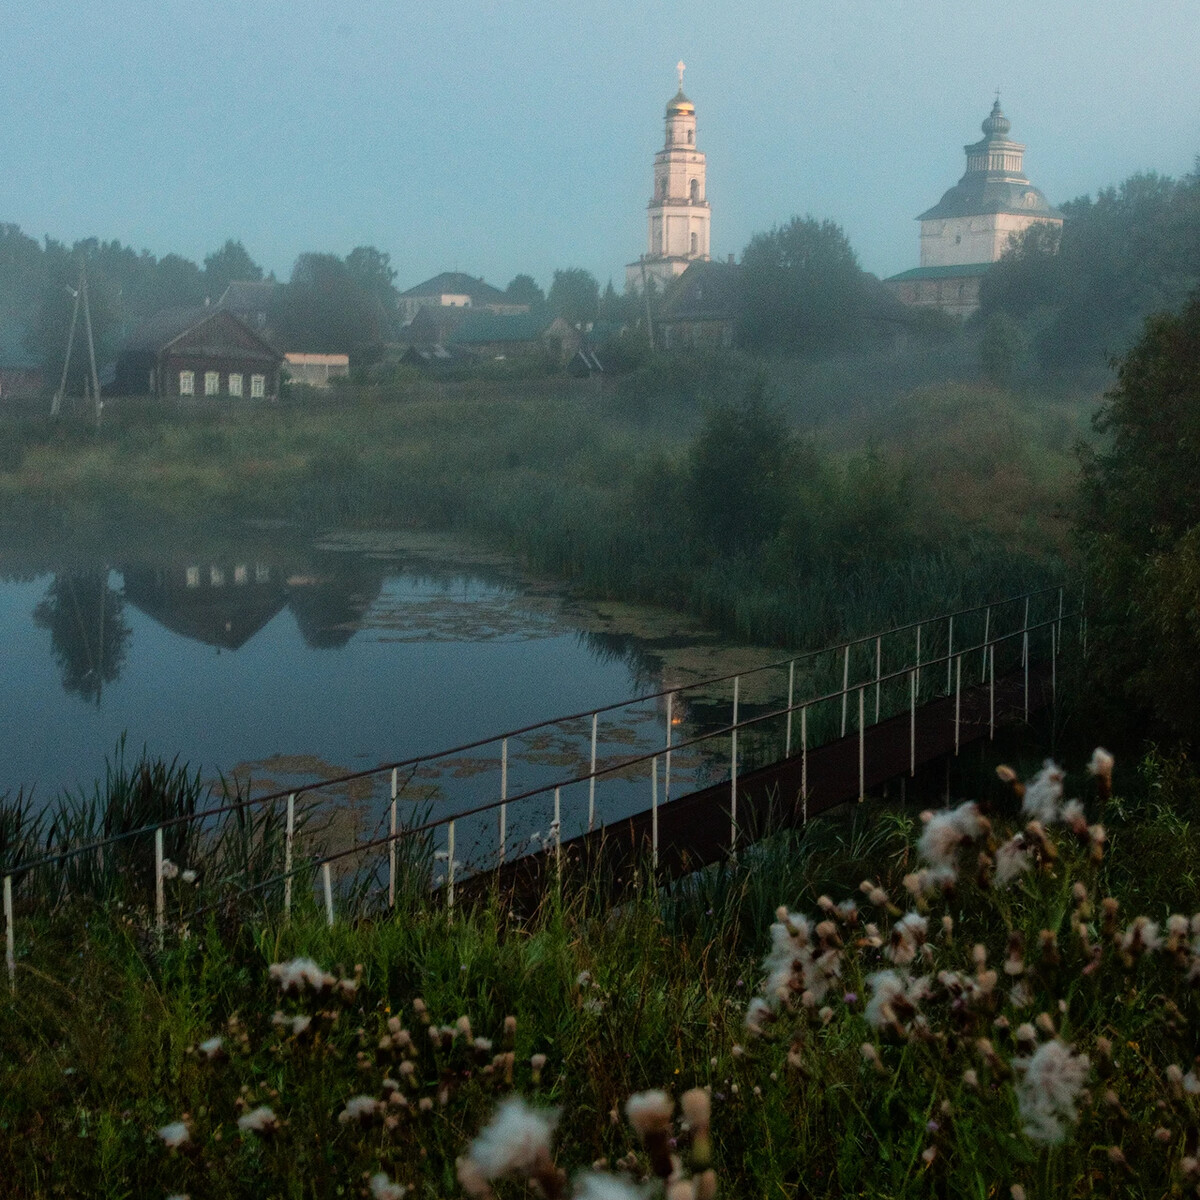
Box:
[471,662,1052,902]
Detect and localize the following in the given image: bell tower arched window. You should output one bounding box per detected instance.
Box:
[689,179,700,202]
[690,232,698,255]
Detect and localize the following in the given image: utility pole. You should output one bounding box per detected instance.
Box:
[50,263,102,422]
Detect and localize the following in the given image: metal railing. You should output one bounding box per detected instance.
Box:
[3,585,1072,992]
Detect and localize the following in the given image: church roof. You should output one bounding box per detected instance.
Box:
[918,179,1062,221]
[660,260,740,321]
[666,89,694,117]
[884,263,993,282]
[399,272,508,303]
[918,99,1063,222]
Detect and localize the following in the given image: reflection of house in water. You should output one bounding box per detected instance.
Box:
[286,560,386,649]
[122,563,288,650]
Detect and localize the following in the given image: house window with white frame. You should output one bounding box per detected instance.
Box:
[250,374,265,398]
[179,370,195,396]
[228,372,243,397]
[205,371,220,396]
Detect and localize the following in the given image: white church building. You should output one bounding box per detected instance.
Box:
[626,64,712,294]
[885,99,1063,318]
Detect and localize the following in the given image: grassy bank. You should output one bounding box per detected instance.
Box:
[2,742,1199,1197]
[0,361,1085,651]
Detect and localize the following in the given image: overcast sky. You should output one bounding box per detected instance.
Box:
[2,1,1197,291]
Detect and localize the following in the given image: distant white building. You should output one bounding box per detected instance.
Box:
[397,273,529,324]
[885,99,1063,318]
[284,352,349,388]
[626,63,712,294]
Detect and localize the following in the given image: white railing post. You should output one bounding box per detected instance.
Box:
[800,705,808,823]
[946,616,954,696]
[4,875,14,995]
[588,714,598,832]
[665,693,673,804]
[388,768,398,910]
[915,625,922,696]
[874,636,882,724]
[447,821,456,913]
[785,660,795,756]
[651,756,659,870]
[284,792,295,919]
[840,644,850,737]
[323,862,334,927]
[499,737,508,866]
[981,607,991,680]
[155,827,165,947]
[989,643,995,740]
[909,668,916,777]
[954,654,962,754]
[857,686,865,802]
[553,787,562,880]
[730,676,739,853]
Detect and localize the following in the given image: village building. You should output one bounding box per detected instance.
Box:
[397,273,529,324]
[884,99,1063,318]
[113,307,283,400]
[283,352,350,389]
[656,259,739,350]
[626,63,712,294]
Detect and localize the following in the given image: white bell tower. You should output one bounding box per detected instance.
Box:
[627,62,711,293]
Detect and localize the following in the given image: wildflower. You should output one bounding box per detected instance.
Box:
[1185,1071,1200,1095]
[1021,761,1065,824]
[1010,1187,1027,1200]
[572,1174,650,1200]
[530,1053,547,1086]
[1034,1012,1056,1037]
[681,1087,711,1165]
[456,1015,473,1040]
[1009,980,1034,1009]
[1014,1039,1090,1144]
[962,1068,978,1089]
[157,1120,189,1149]
[1004,932,1026,976]
[921,1145,937,1166]
[181,869,198,884]
[626,1090,675,1178]
[369,1172,407,1200]
[865,970,913,1032]
[268,957,336,996]
[1165,914,1190,954]
[197,1035,224,1061]
[1061,799,1088,837]
[338,1096,382,1126]
[994,836,1032,888]
[886,913,928,966]
[860,1042,885,1073]
[1088,824,1107,861]
[237,1105,278,1136]
[1119,916,1163,960]
[666,1182,695,1200]
[460,1097,561,1195]
[918,801,990,870]
[1088,748,1114,799]
[745,997,773,1036]
[160,859,180,880]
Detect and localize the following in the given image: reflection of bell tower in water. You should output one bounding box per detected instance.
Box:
[626,62,711,294]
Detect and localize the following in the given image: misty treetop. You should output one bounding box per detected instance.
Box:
[980,164,1200,373]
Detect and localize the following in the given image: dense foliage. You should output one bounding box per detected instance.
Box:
[1076,290,1200,738]
[980,167,1200,375]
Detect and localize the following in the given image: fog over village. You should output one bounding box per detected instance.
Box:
[2,5,1200,1198]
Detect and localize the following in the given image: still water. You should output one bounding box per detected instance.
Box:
[0,532,794,868]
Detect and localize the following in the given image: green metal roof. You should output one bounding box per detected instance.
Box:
[447,311,550,345]
[884,263,993,283]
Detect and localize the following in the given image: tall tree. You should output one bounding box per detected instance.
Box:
[203,240,263,301]
[279,253,383,355]
[547,268,600,326]
[505,274,545,308]
[738,215,869,355]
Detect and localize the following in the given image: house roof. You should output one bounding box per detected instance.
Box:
[659,260,741,322]
[122,307,282,360]
[399,272,508,303]
[884,263,993,282]
[447,310,551,345]
[217,280,279,312]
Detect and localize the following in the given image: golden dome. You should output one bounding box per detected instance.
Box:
[666,90,694,117]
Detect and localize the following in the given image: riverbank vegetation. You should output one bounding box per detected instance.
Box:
[3,743,1200,1197]
[0,357,1076,652]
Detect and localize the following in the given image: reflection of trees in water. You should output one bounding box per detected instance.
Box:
[33,573,131,703]
[576,628,662,692]
[288,557,387,649]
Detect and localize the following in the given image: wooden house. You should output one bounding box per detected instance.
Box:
[114,307,284,400]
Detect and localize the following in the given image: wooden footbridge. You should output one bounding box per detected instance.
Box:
[4,587,1070,985]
